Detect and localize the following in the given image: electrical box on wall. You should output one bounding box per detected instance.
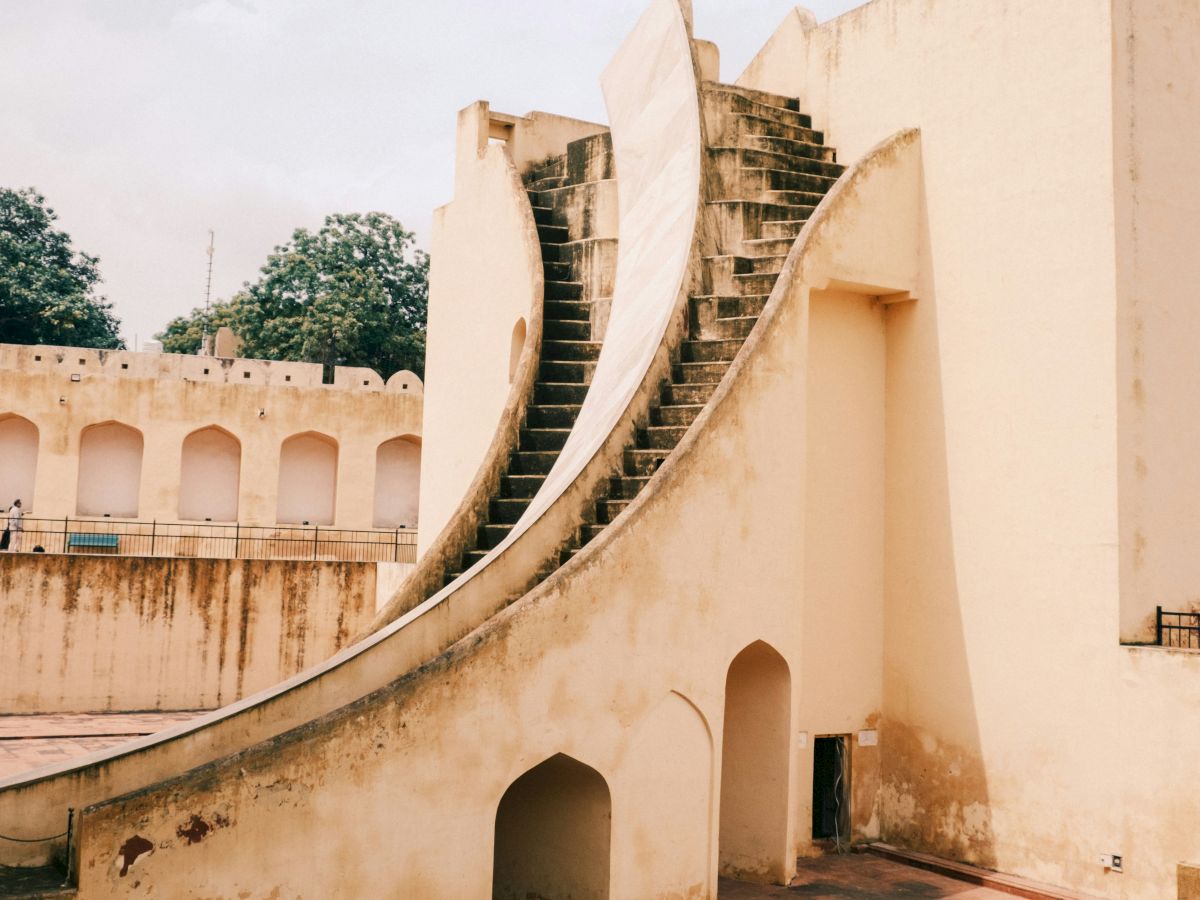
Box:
[1098,854,1123,873]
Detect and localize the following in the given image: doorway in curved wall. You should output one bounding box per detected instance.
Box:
[276,432,337,525]
[373,435,420,528]
[76,422,143,517]
[492,753,611,900]
[0,415,38,512]
[179,426,241,522]
[509,317,527,384]
[719,640,792,884]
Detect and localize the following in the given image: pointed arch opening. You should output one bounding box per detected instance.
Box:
[0,415,39,513]
[179,426,241,522]
[373,435,421,528]
[76,421,143,517]
[719,640,792,883]
[493,753,611,900]
[276,431,338,525]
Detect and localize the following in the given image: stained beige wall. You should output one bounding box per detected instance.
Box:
[1114,0,1200,639]
[0,415,38,511]
[0,554,376,714]
[373,436,421,527]
[0,366,422,531]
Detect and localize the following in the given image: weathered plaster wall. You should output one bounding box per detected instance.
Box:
[0,554,375,714]
[1113,0,1200,639]
[0,367,422,530]
[742,1,1200,895]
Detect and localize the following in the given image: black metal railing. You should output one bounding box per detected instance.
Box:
[1156,606,1200,649]
[4,517,417,564]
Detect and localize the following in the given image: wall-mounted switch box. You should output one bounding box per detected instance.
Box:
[1099,854,1123,872]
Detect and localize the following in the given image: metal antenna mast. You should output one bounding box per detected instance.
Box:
[201,229,215,354]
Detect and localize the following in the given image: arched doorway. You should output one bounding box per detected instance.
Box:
[179,426,241,521]
[719,640,792,883]
[493,753,610,900]
[276,432,338,525]
[373,435,421,527]
[0,415,38,512]
[76,422,143,517]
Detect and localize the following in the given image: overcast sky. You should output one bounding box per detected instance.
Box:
[1,0,863,346]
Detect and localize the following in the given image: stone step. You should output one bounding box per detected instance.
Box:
[653,403,705,427]
[520,427,570,451]
[579,522,608,543]
[543,317,591,341]
[501,473,546,499]
[732,271,781,296]
[759,219,806,240]
[703,253,785,294]
[537,223,569,243]
[544,299,590,321]
[739,133,837,163]
[489,497,529,524]
[525,404,582,428]
[540,241,563,262]
[700,314,757,341]
[478,522,514,549]
[624,448,669,477]
[508,450,560,475]
[709,146,844,180]
[682,338,744,363]
[543,260,572,281]
[526,156,565,184]
[741,167,839,197]
[708,91,813,128]
[662,381,718,406]
[702,80,801,112]
[564,130,615,184]
[531,205,557,226]
[535,381,589,404]
[639,425,689,450]
[733,113,825,146]
[539,359,594,383]
[764,189,829,207]
[705,199,818,249]
[691,294,770,320]
[541,339,600,361]
[674,361,727,383]
[546,280,583,300]
[529,174,567,191]
[597,499,630,525]
[742,237,796,257]
[609,475,651,499]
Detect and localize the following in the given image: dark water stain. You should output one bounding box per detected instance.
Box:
[176,814,210,845]
[117,834,154,876]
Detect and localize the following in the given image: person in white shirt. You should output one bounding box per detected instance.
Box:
[6,499,23,552]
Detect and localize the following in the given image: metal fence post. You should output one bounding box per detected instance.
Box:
[63,516,69,554]
[394,528,400,562]
[313,525,319,560]
[234,523,240,559]
[150,520,157,556]
[1156,605,1163,646]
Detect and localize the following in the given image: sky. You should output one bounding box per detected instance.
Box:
[1,0,863,346]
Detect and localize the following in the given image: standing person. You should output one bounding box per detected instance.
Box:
[6,499,23,552]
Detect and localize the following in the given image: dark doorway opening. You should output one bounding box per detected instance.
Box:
[812,736,850,842]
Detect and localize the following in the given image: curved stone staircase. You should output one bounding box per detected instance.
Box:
[442,131,617,584]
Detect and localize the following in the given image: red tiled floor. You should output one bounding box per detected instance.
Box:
[720,853,1010,898]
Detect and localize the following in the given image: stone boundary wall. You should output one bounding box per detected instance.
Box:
[0,554,376,714]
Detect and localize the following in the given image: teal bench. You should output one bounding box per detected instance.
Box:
[67,533,120,552]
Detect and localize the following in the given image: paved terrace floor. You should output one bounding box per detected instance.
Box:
[721,854,1010,898]
[0,712,205,781]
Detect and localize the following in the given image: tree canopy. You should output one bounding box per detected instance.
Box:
[0,187,124,349]
[158,212,428,378]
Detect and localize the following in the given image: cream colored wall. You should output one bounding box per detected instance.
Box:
[373,436,421,527]
[0,366,422,530]
[1114,0,1200,639]
[178,426,241,522]
[76,422,144,517]
[741,1,1200,895]
[0,554,376,714]
[418,104,545,554]
[276,432,338,525]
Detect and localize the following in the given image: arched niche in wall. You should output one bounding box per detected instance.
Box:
[373,435,421,528]
[508,317,527,384]
[179,426,241,522]
[493,753,611,900]
[276,431,338,525]
[76,421,144,517]
[0,415,39,512]
[719,640,792,883]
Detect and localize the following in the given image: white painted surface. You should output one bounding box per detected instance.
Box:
[76,422,143,517]
[178,427,241,522]
[276,433,338,525]
[373,436,421,528]
[0,416,38,512]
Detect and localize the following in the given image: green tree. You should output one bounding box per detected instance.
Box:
[159,212,428,378]
[0,187,123,348]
